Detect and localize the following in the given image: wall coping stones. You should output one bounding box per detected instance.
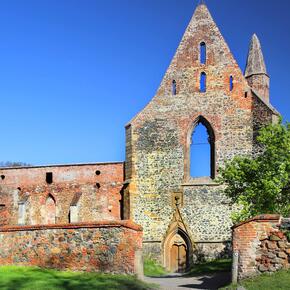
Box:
[0,220,142,232]
[232,214,281,229]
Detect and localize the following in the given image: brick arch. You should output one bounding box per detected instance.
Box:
[185,115,216,180]
[44,194,56,224]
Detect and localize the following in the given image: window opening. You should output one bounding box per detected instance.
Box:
[230,76,234,91]
[172,80,177,95]
[190,117,215,178]
[200,42,206,64]
[200,72,207,92]
[46,172,53,184]
[45,194,56,224]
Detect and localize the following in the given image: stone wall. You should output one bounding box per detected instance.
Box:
[125,4,277,266]
[232,215,290,281]
[0,162,124,226]
[0,220,143,276]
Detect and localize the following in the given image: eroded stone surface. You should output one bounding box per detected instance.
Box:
[125,4,278,265]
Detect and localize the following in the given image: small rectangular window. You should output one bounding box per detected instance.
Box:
[46,172,53,184]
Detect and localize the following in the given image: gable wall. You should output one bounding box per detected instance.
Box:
[125,5,275,262]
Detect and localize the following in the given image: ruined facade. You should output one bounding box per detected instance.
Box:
[124,4,279,271]
[0,3,280,273]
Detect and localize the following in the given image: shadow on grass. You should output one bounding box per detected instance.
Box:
[0,267,154,290]
[185,259,232,277]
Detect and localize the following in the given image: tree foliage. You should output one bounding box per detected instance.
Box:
[0,161,31,168]
[219,120,290,222]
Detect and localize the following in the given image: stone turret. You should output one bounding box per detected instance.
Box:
[245,34,270,103]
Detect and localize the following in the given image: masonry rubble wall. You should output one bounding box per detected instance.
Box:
[124,4,277,265]
[232,214,290,281]
[0,220,143,276]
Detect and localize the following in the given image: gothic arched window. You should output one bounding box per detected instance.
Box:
[44,194,56,224]
[190,116,215,178]
[200,42,206,64]
[200,72,207,92]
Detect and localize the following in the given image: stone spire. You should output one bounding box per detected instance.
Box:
[245,34,268,77]
[245,34,270,103]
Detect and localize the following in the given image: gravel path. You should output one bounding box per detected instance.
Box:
[144,271,231,290]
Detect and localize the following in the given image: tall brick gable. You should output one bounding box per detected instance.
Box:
[125,4,279,268]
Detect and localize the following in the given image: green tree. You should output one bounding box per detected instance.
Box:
[0,161,31,167]
[219,120,290,223]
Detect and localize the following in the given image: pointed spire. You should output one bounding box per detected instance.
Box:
[245,34,268,77]
[245,34,270,103]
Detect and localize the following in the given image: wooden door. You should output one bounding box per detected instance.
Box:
[178,244,187,272]
[170,244,187,273]
[170,244,179,272]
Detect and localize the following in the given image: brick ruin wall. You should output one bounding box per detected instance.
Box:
[125,5,276,264]
[0,162,124,226]
[0,221,143,275]
[232,215,290,281]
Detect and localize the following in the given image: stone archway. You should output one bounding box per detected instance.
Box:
[163,227,192,273]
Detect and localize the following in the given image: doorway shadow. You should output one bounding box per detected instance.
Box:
[179,271,231,289]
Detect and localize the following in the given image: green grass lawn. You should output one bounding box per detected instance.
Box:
[186,259,232,277]
[143,259,168,277]
[220,269,290,290]
[0,266,155,290]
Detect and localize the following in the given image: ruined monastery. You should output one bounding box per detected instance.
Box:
[0,3,280,274]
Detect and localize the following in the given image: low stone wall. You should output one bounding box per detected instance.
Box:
[0,220,143,276]
[232,215,290,281]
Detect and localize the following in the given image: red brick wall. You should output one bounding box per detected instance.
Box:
[232,215,290,280]
[0,162,124,225]
[0,220,142,275]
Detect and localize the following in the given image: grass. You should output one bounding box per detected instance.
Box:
[186,259,232,277]
[0,266,156,290]
[220,269,290,290]
[143,259,168,277]
[144,258,231,277]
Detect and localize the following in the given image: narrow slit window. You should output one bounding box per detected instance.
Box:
[200,72,207,92]
[200,42,206,64]
[172,80,177,95]
[46,172,53,184]
[230,76,234,91]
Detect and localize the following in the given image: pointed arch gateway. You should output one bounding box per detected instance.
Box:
[163,226,192,273]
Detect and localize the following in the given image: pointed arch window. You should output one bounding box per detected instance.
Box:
[200,72,207,92]
[189,116,215,179]
[200,42,206,64]
[230,76,234,91]
[172,80,177,95]
[44,194,56,224]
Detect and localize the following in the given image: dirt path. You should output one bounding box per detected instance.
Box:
[144,271,231,290]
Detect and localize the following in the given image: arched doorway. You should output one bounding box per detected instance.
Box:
[163,228,192,273]
[170,233,187,272]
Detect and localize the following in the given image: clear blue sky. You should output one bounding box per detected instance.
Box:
[0,0,289,165]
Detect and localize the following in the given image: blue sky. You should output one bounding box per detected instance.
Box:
[0,0,289,165]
